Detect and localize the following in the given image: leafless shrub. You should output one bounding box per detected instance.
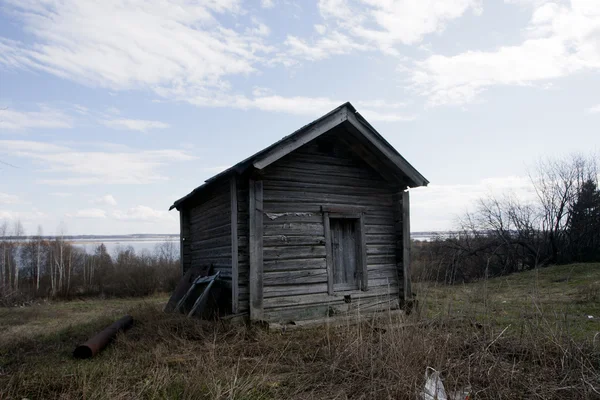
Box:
[414,153,600,284]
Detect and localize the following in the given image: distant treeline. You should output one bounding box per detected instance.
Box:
[0,226,180,304]
[414,153,600,283]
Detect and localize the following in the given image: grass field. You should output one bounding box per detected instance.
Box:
[1,264,599,399]
[416,263,600,339]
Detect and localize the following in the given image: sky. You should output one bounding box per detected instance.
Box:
[0,0,599,236]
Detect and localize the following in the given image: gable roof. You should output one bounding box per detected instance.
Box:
[170,102,429,210]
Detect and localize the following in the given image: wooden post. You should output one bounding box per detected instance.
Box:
[230,175,239,314]
[179,211,184,276]
[179,209,189,276]
[323,212,334,295]
[249,178,264,320]
[357,214,368,291]
[402,190,412,302]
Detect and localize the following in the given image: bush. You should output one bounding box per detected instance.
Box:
[1,240,180,301]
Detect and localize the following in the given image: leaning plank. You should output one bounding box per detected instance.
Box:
[187,271,221,318]
[164,265,210,313]
[173,270,215,313]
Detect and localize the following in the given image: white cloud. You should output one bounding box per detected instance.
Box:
[285,31,368,61]
[50,192,72,197]
[93,194,118,206]
[72,104,89,115]
[0,210,46,224]
[359,109,416,122]
[306,0,481,58]
[202,165,232,173]
[188,94,413,121]
[261,0,275,8]
[248,17,271,37]
[0,0,272,101]
[0,193,19,205]
[0,140,195,185]
[106,107,120,115]
[112,205,174,222]
[66,208,107,219]
[586,104,600,113]
[102,119,170,132]
[0,106,73,131]
[314,24,327,35]
[0,1,417,120]
[412,0,600,105]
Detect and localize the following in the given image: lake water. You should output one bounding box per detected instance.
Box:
[71,237,180,257]
[68,231,447,257]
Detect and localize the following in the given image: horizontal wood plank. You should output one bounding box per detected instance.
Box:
[263,283,328,298]
[263,258,327,272]
[263,269,328,285]
[263,245,326,261]
[264,235,325,247]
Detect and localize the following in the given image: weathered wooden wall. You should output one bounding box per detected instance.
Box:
[251,133,402,322]
[185,181,232,287]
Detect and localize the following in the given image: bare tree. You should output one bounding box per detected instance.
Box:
[530,154,598,263]
[52,223,68,296]
[12,220,24,290]
[436,153,600,283]
[35,225,43,291]
[0,220,7,288]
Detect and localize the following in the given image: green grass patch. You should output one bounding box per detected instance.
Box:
[415,263,600,340]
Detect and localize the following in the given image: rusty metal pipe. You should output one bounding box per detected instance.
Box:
[73,315,134,359]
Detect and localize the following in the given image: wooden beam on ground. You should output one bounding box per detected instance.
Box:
[249,178,264,320]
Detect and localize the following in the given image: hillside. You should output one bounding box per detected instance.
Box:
[1,263,599,399]
[417,263,600,338]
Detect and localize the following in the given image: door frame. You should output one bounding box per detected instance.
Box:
[322,206,368,295]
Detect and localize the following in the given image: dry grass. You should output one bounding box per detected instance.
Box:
[1,265,599,399]
[414,263,600,340]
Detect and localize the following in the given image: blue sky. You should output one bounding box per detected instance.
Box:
[0,0,599,235]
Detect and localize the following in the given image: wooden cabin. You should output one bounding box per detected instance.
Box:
[169,102,428,324]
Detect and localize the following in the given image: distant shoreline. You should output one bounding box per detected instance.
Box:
[4,232,453,241]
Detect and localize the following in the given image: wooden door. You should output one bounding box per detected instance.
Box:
[330,218,359,290]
